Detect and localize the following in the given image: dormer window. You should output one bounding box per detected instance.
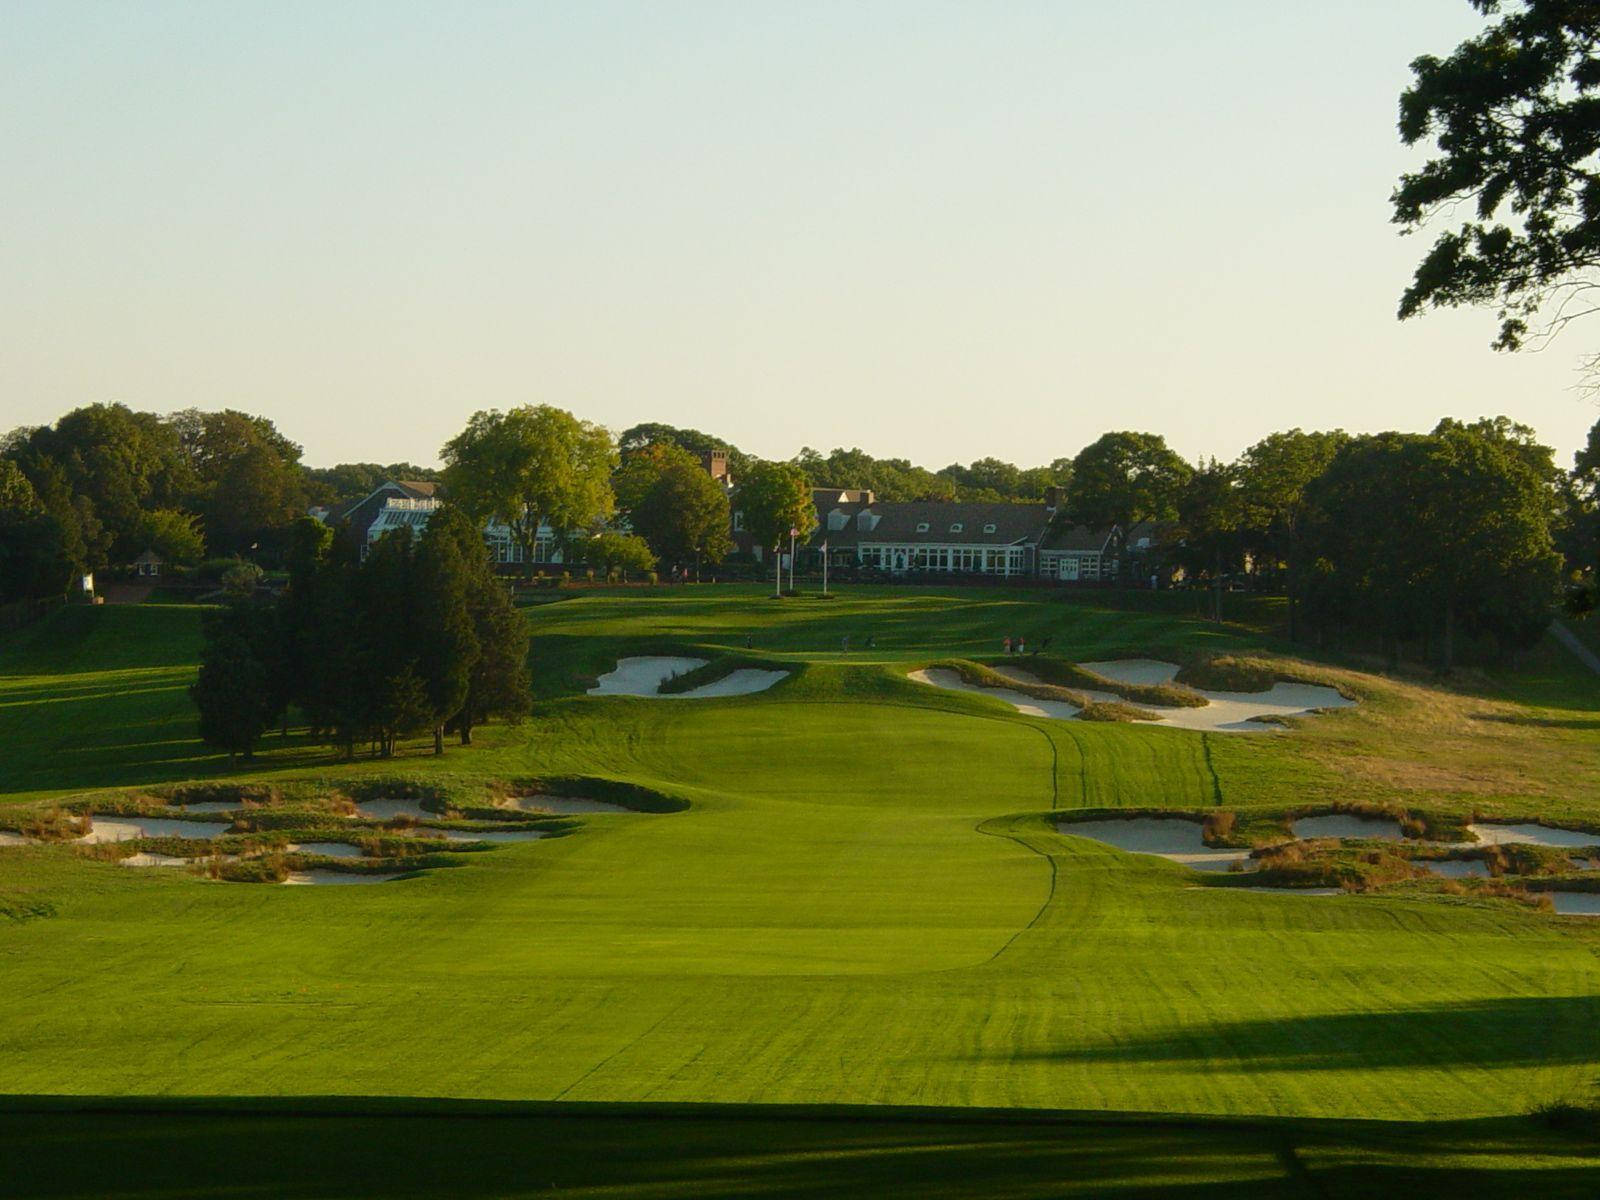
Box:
[983,523,996,534]
[915,522,930,533]
[949,523,963,533]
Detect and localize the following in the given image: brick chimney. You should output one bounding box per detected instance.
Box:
[702,450,729,483]
[1043,485,1064,512]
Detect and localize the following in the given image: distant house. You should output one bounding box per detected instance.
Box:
[727,473,1140,582]
[327,480,565,567]
[131,549,164,578]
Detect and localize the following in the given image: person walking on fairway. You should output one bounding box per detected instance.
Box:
[841,634,850,654]
[1003,635,1011,655]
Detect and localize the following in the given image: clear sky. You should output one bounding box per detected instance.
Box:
[3,1,1595,470]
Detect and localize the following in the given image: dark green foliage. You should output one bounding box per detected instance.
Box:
[1394,1,1600,354]
[189,603,277,765]
[735,461,817,553]
[1302,421,1563,667]
[170,409,309,559]
[0,510,75,603]
[427,508,531,746]
[618,421,751,478]
[1064,431,1192,533]
[615,442,732,573]
[575,530,657,579]
[6,403,190,568]
[210,506,531,757]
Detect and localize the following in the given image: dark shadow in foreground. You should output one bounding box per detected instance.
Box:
[1,1096,1599,1200]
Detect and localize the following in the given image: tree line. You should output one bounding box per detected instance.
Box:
[5,398,1596,673]
[191,508,530,764]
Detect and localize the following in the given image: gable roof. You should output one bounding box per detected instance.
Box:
[818,502,1052,548]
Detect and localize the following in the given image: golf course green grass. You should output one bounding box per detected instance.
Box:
[2,586,1598,1195]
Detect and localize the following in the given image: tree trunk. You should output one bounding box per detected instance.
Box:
[433,726,444,755]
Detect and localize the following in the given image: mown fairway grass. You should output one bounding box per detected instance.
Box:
[1,587,1599,1194]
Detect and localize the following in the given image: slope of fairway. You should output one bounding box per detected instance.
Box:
[1,588,1598,1138]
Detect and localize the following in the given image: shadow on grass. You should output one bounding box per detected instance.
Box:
[975,995,1600,1073]
[2,1098,1600,1199]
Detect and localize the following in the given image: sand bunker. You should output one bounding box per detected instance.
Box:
[1057,818,1251,872]
[590,656,706,695]
[0,832,26,847]
[1291,815,1405,842]
[286,842,364,858]
[282,870,407,886]
[915,660,1353,733]
[1466,823,1600,850]
[439,829,547,844]
[119,852,193,868]
[910,669,1082,720]
[589,656,786,698]
[1241,886,1342,896]
[1079,660,1355,733]
[353,798,437,822]
[78,816,231,844]
[1548,892,1600,916]
[504,796,642,815]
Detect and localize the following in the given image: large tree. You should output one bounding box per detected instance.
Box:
[736,461,816,593]
[1303,423,1562,668]
[617,422,750,477]
[441,406,616,576]
[171,409,309,558]
[616,442,733,575]
[426,507,531,746]
[1394,1,1600,363]
[190,603,278,766]
[1561,417,1600,614]
[7,403,192,566]
[1234,429,1349,639]
[1064,432,1192,533]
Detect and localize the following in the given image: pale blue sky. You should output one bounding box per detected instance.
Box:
[3,1,1594,468]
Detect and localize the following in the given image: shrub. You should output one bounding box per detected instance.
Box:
[1203,811,1238,845]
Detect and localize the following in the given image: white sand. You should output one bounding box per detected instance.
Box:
[589,656,787,698]
[1057,818,1251,872]
[589,657,706,696]
[78,816,231,843]
[282,870,406,886]
[1467,823,1600,850]
[917,659,1354,734]
[505,796,638,814]
[1242,887,1342,896]
[286,842,364,858]
[119,852,192,868]
[440,829,547,843]
[1419,859,1489,879]
[1548,892,1600,916]
[0,832,26,847]
[354,798,437,822]
[910,668,1082,720]
[673,668,789,697]
[1079,660,1355,733]
[1291,815,1405,842]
